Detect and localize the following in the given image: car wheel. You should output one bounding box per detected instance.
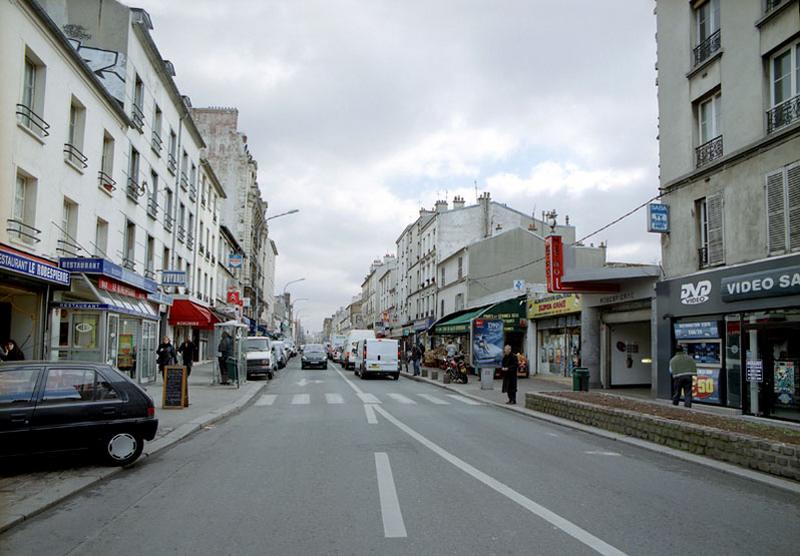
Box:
[393,373,400,381]
[100,431,143,466]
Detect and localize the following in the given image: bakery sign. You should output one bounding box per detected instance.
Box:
[721,265,800,302]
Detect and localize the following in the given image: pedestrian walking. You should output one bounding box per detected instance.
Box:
[670,346,697,408]
[218,331,233,384]
[0,340,25,361]
[156,336,177,380]
[411,344,421,376]
[501,345,518,405]
[177,337,197,376]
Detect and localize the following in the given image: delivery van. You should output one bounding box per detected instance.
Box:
[354,338,400,380]
[343,329,375,369]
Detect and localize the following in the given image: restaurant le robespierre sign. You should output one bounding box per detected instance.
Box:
[721,265,800,302]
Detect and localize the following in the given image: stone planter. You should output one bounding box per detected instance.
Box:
[430,370,438,380]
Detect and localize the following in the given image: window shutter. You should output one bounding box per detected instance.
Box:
[766,169,786,254]
[788,163,800,251]
[706,192,724,265]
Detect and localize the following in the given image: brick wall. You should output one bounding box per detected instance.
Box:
[526,393,800,482]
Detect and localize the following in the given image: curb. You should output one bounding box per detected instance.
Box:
[0,381,267,535]
[399,372,800,495]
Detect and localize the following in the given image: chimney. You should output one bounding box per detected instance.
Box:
[434,199,448,213]
[452,195,465,209]
[478,192,491,237]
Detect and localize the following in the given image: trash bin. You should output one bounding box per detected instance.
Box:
[226,357,238,382]
[572,367,590,392]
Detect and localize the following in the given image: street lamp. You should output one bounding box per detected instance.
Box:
[266,209,299,223]
[282,277,306,294]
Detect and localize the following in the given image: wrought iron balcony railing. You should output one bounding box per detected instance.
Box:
[698,246,709,269]
[144,267,155,279]
[695,135,723,167]
[151,130,163,155]
[147,198,158,218]
[187,233,194,250]
[63,143,88,169]
[693,29,721,67]
[167,152,177,174]
[131,103,144,131]
[180,172,189,190]
[767,94,800,133]
[766,0,784,13]
[189,184,197,201]
[126,177,144,201]
[98,170,116,192]
[122,257,136,271]
[6,218,41,244]
[177,225,185,242]
[201,196,206,208]
[16,104,50,138]
[164,213,174,231]
[56,237,82,257]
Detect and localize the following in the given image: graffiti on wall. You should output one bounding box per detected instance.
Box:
[66,38,126,104]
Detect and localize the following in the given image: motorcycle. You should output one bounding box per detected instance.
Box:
[445,354,469,384]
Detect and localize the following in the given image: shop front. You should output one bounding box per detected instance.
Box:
[55,258,161,383]
[168,297,220,360]
[656,255,800,421]
[527,294,581,377]
[413,316,435,349]
[0,243,71,359]
[432,307,488,366]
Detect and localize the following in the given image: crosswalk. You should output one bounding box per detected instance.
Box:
[254,392,483,407]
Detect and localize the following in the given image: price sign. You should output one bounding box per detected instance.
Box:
[692,367,721,404]
[162,365,187,409]
[746,360,763,383]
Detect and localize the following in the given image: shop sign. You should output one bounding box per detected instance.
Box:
[692,367,721,404]
[59,257,157,293]
[227,289,241,305]
[721,265,800,302]
[512,279,526,292]
[228,253,243,268]
[680,280,712,305]
[161,270,187,287]
[746,360,763,383]
[472,318,504,368]
[647,203,670,233]
[1,245,70,286]
[148,291,173,306]
[98,277,147,300]
[527,294,581,319]
[673,321,719,340]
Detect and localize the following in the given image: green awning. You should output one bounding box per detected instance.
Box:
[479,296,527,332]
[433,306,488,335]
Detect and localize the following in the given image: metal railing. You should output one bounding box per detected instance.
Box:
[131,103,144,131]
[767,94,800,133]
[187,233,194,250]
[16,104,50,137]
[201,196,206,207]
[693,29,721,67]
[199,244,206,255]
[126,177,144,201]
[98,170,116,192]
[56,237,82,257]
[6,218,42,244]
[164,213,174,231]
[695,135,723,167]
[698,246,709,268]
[177,225,185,242]
[145,267,155,279]
[766,0,783,13]
[167,152,177,174]
[151,130,163,155]
[189,184,197,201]
[180,172,189,190]
[122,257,136,271]
[147,197,158,218]
[63,143,88,169]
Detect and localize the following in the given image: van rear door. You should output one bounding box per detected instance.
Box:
[365,340,398,372]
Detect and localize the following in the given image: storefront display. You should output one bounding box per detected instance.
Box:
[529,294,581,377]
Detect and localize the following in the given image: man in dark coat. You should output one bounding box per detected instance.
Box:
[177,337,197,376]
[218,332,233,384]
[410,344,421,376]
[501,345,519,405]
[156,336,176,380]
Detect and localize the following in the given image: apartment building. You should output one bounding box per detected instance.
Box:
[654,0,800,421]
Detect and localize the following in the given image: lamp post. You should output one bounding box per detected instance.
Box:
[282,277,305,294]
[266,209,299,223]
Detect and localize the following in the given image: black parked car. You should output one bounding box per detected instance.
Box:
[301,344,328,370]
[0,361,158,466]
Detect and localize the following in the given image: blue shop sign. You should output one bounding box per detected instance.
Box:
[161,270,187,287]
[0,245,70,286]
[648,203,670,233]
[674,321,719,340]
[59,258,157,293]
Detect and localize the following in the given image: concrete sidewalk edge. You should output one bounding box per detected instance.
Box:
[399,371,800,496]
[0,381,267,535]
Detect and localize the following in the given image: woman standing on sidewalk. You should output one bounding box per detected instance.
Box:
[501,345,518,405]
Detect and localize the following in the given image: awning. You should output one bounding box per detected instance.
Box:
[479,295,527,332]
[168,299,219,329]
[433,306,489,335]
[55,290,159,320]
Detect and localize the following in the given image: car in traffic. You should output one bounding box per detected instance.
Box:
[0,361,158,466]
[244,336,275,380]
[342,329,375,370]
[354,338,399,380]
[271,341,287,369]
[301,344,328,370]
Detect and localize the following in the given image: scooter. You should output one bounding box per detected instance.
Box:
[445,355,469,384]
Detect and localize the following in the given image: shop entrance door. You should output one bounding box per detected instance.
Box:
[106,314,119,366]
[139,320,158,383]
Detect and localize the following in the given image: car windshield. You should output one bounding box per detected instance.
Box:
[246,338,270,351]
[305,344,324,353]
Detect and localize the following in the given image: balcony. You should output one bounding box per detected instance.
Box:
[767,94,800,134]
[126,177,143,202]
[164,213,174,232]
[131,103,144,132]
[177,225,185,242]
[151,130,163,155]
[695,135,723,168]
[187,233,194,250]
[122,257,136,271]
[698,246,709,269]
[199,244,206,256]
[201,195,206,208]
[147,198,158,219]
[98,170,116,193]
[16,104,50,138]
[63,143,88,170]
[56,237,81,257]
[693,29,721,67]
[6,218,41,244]
[167,153,177,175]
[180,172,189,191]
[189,184,197,202]
[144,266,155,280]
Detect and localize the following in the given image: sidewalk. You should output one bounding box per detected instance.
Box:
[0,361,267,533]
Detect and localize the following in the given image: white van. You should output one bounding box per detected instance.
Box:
[342,329,375,369]
[355,338,400,380]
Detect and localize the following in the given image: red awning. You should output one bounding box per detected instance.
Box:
[168,299,218,329]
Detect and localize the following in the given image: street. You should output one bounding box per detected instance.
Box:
[2,356,798,556]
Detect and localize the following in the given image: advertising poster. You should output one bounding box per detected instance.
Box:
[774,361,796,406]
[692,367,721,404]
[472,318,504,368]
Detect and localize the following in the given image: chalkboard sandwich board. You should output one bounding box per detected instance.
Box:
[162,365,187,409]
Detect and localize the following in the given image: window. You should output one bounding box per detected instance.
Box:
[693,0,720,66]
[163,246,171,270]
[64,97,87,168]
[128,145,141,199]
[152,103,163,154]
[148,170,159,217]
[0,369,39,405]
[18,50,49,137]
[766,162,800,254]
[178,203,186,241]
[768,42,800,132]
[440,299,445,317]
[145,235,155,278]
[132,74,144,131]
[440,268,445,285]
[168,129,177,173]
[457,256,463,279]
[10,171,38,244]
[696,194,724,267]
[165,188,174,230]
[696,92,723,167]
[95,218,108,257]
[59,198,78,255]
[41,368,94,404]
[186,262,192,290]
[99,132,116,192]
[124,219,136,270]
[455,293,464,311]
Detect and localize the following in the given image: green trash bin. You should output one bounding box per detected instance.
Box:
[572,367,590,392]
[226,357,239,382]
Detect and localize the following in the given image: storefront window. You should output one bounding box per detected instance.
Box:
[725,315,742,409]
[117,319,139,378]
[72,313,99,349]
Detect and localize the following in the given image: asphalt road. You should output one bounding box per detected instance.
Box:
[2,356,799,555]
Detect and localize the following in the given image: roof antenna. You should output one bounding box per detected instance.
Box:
[474,180,479,203]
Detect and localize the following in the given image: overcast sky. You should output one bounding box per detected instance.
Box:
[137,0,659,332]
